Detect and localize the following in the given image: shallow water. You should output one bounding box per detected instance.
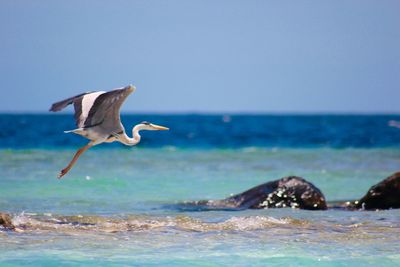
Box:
[2,209,399,266]
[1,114,400,266]
[1,148,399,266]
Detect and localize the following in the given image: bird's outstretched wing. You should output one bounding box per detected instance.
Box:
[49,92,92,112]
[50,91,95,127]
[50,85,135,133]
[81,85,135,133]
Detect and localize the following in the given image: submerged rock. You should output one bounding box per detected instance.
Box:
[354,172,400,210]
[0,212,15,230]
[192,176,327,210]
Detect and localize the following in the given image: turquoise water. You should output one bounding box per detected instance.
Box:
[1,114,400,266]
[1,147,399,266]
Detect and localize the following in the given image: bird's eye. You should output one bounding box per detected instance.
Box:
[141,121,150,125]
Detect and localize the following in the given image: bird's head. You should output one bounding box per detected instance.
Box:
[138,121,169,131]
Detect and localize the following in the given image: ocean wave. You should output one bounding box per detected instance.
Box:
[9,213,299,233]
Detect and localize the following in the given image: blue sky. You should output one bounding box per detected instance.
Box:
[1,0,399,113]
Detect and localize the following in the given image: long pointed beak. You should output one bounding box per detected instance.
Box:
[151,124,169,130]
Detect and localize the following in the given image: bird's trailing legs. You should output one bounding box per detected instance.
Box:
[58,143,93,179]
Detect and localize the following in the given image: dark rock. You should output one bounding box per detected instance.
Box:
[190,176,327,210]
[0,212,15,230]
[354,172,400,210]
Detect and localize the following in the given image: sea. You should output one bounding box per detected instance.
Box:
[0,114,399,266]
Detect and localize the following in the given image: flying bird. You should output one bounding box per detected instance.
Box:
[49,85,169,178]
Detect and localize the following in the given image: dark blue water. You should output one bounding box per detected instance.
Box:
[1,114,399,148]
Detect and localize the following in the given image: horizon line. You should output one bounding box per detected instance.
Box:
[1,111,399,116]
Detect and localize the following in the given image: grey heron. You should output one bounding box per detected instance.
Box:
[49,85,169,178]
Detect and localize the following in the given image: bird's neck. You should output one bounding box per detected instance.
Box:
[121,125,142,146]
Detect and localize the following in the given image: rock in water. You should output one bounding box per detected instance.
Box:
[203,176,327,210]
[355,172,400,210]
[0,212,15,230]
